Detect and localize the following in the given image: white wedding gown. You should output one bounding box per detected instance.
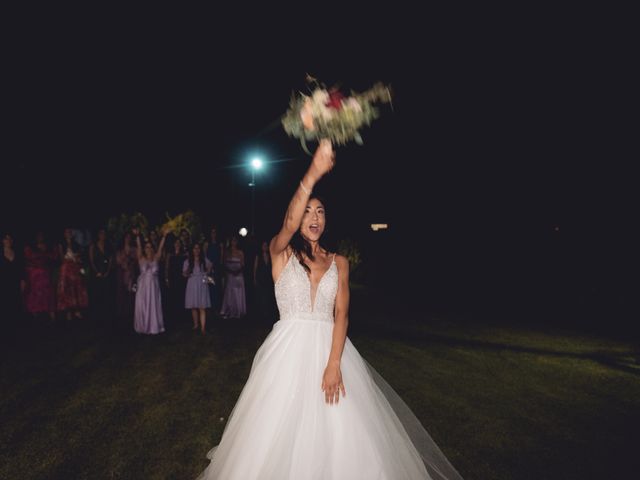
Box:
[197,254,463,479]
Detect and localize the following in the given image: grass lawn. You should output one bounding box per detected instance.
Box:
[1,289,639,479]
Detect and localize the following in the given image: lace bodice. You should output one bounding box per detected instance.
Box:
[274,253,338,323]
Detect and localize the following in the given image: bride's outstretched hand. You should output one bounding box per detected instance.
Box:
[309,139,335,181]
[322,363,346,405]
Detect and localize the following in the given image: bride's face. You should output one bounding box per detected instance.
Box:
[300,198,326,242]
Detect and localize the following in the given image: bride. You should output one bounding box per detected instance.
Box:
[197,140,463,479]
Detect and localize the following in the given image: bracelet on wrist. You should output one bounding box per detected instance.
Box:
[299,180,311,195]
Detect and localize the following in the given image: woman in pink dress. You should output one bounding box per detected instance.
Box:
[23,231,57,321]
[56,227,89,320]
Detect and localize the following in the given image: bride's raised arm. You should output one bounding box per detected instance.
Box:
[269,139,334,267]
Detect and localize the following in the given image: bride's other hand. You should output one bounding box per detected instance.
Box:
[322,363,346,405]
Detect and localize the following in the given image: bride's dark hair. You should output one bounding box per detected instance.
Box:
[289,194,330,273]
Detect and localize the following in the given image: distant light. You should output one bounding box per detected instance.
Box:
[251,158,263,170]
[554,226,560,232]
[239,227,248,237]
[371,223,389,232]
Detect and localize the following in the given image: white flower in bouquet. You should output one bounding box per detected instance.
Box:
[312,88,330,106]
[344,97,363,113]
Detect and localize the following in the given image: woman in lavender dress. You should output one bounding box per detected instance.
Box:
[133,228,168,335]
[220,236,246,319]
[183,243,212,334]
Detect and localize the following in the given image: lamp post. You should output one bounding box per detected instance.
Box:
[249,157,263,234]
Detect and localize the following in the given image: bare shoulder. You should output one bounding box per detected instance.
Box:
[270,241,291,267]
[268,236,280,257]
[334,254,349,272]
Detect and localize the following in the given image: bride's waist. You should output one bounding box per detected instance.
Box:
[277,312,334,325]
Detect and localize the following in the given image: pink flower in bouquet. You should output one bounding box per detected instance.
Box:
[312,89,329,105]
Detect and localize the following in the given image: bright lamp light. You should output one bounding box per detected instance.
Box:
[251,158,263,170]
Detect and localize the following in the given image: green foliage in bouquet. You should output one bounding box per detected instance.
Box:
[107,212,149,245]
[161,210,204,243]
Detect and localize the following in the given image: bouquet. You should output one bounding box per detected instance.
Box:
[282,76,392,153]
[161,210,202,239]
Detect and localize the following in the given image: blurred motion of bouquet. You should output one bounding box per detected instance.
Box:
[282,75,392,153]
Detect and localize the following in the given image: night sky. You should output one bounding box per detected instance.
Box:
[3,10,635,325]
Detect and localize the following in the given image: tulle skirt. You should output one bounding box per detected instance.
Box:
[197,315,462,480]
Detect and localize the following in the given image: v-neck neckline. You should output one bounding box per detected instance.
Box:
[299,255,335,313]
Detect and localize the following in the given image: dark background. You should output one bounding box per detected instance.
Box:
[2,7,636,331]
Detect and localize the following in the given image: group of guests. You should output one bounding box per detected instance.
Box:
[0,228,112,324]
[0,225,277,337]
